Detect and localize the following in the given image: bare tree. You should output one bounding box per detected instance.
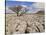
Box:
[9,6,22,16]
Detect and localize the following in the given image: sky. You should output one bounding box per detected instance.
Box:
[6,1,44,8]
[6,1,34,7]
[6,0,44,13]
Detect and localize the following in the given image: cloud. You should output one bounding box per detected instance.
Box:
[21,5,27,7]
[27,2,44,13]
[20,3,44,14]
[32,3,44,8]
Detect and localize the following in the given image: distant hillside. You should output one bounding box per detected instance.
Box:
[6,5,44,14]
[6,7,16,14]
[36,10,44,15]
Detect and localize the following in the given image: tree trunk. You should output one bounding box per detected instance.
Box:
[17,13,19,16]
[16,11,19,16]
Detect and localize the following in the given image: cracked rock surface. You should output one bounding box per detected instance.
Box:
[6,14,45,35]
